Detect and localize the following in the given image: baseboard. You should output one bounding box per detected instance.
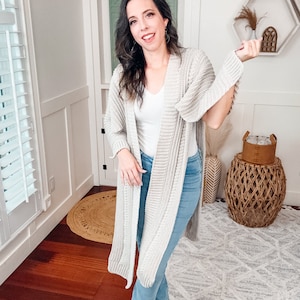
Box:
[0,176,94,285]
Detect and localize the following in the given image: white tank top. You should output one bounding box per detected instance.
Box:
[134,88,164,157]
[134,87,197,157]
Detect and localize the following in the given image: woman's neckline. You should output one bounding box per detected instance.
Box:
[144,86,164,97]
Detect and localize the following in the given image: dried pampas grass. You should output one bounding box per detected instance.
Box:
[234,6,265,31]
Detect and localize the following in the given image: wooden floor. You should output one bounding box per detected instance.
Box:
[0,186,134,300]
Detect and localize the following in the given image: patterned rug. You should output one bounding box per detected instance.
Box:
[167,200,300,300]
[66,190,116,244]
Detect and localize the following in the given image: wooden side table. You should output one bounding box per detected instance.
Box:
[225,153,286,227]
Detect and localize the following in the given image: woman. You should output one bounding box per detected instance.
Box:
[104,0,261,299]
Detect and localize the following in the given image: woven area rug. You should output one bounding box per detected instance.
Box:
[167,200,300,300]
[66,190,116,244]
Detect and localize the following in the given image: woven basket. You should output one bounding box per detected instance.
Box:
[203,156,222,204]
[225,153,286,227]
[242,131,276,165]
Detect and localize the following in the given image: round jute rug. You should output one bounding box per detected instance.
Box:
[66,190,116,244]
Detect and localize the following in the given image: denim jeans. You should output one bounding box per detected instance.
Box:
[132,150,202,300]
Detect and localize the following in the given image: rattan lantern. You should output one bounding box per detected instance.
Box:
[225,153,286,227]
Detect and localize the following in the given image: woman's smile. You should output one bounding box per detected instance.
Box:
[142,33,155,42]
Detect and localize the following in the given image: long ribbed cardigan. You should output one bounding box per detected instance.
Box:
[104,48,244,289]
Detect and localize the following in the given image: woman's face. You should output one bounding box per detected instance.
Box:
[126,0,168,53]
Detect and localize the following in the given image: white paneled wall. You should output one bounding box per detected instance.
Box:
[41,87,93,206]
[217,93,300,205]
[31,0,94,215]
[0,0,94,285]
[197,0,300,205]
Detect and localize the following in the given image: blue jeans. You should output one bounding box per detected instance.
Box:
[132,150,202,300]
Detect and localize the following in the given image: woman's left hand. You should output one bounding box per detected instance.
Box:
[235,38,262,62]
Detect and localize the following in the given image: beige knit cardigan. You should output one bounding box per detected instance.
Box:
[104,48,243,289]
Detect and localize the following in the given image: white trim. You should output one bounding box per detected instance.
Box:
[101,0,113,83]
[177,0,202,48]
[22,0,49,210]
[87,0,116,186]
[40,86,89,117]
[82,0,102,186]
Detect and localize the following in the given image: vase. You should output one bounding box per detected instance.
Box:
[203,155,222,204]
[249,29,257,40]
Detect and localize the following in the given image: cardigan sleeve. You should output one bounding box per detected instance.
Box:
[104,65,130,158]
[175,50,244,123]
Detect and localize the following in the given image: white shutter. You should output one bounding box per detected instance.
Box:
[0,0,41,246]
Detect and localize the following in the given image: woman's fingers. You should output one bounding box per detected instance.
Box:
[117,149,146,186]
[236,38,262,62]
[121,167,145,186]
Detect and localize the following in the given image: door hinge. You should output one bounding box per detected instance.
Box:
[103,164,107,170]
[101,128,105,134]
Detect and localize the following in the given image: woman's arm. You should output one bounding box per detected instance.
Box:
[202,86,235,129]
[104,66,145,186]
[202,39,262,129]
[104,66,131,157]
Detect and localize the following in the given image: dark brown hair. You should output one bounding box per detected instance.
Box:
[115,0,181,101]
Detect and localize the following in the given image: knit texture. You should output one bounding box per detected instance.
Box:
[104,48,244,289]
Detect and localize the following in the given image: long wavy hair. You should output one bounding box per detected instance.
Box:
[115,0,182,102]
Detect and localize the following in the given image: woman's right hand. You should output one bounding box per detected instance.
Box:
[117,148,146,186]
[235,38,262,62]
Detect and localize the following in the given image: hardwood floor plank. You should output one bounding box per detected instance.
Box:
[0,284,86,300]
[38,240,111,260]
[5,272,99,299]
[94,273,133,300]
[45,223,101,247]
[10,256,105,282]
[0,186,135,300]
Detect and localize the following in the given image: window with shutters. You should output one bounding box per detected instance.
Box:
[0,0,41,247]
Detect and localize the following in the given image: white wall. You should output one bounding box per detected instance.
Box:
[197,0,300,204]
[31,0,94,231]
[0,0,95,285]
